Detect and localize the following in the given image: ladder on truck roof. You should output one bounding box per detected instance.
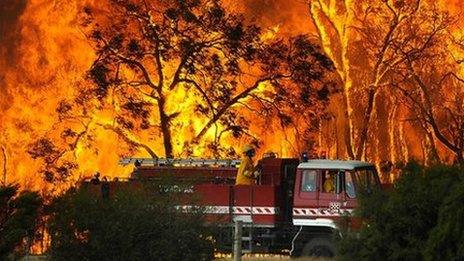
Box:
[119,158,241,167]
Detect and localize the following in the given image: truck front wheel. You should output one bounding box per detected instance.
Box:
[301,236,335,257]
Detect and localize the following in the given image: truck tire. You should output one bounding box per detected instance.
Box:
[301,236,335,257]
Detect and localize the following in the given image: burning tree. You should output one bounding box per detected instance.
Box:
[308,0,462,165]
[26,0,335,182]
[392,31,464,163]
[79,0,334,158]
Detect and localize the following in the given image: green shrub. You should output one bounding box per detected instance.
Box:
[47,182,214,261]
[337,162,462,261]
[425,175,464,260]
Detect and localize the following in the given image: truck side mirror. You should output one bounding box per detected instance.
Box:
[336,171,345,194]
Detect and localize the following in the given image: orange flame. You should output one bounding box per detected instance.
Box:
[1,0,462,193]
[0,0,314,193]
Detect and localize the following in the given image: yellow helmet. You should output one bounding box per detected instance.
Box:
[242,144,254,153]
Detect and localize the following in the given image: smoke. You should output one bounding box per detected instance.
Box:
[0,0,28,112]
[0,0,27,63]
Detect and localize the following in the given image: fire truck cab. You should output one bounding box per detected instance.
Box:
[290,159,380,256]
[118,157,381,257]
[293,159,379,228]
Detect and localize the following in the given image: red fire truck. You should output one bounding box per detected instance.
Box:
[118,156,381,257]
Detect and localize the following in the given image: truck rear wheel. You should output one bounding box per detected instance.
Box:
[301,236,335,257]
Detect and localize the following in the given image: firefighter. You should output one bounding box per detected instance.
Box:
[323,171,335,193]
[235,144,259,185]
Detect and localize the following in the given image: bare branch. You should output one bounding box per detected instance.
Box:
[193,75,289,143]
[98,123,159,159]
[179,78,215,114]
[406,58,460,152]
[169,55,188,90]
[438,72,464,86]
[127,9,165,91]
[110,51,159,91]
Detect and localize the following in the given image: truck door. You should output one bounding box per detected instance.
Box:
[292,169,318,217]
[343,167,380,209]
[318,170,344,213]
[343,171,357,209]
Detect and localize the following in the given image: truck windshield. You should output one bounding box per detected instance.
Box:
[346,168,380,198]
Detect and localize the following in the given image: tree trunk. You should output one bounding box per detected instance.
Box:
[334,120,340,158]
[158,96,174,158]
[399,119,408,163]
[388,100,398,164]
[356,88,377,160]
[341,90,355,159]
[424,127,440,165]
[309,1,356,160]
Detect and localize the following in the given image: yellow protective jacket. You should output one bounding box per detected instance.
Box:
[323,178,334,193]
[235,156,255,185]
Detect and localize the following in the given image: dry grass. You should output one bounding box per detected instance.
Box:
[215,254,333,261]
[22,253,333,261]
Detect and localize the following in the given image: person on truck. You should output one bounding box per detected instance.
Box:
[323,171,335,193]
[235,144,259,185]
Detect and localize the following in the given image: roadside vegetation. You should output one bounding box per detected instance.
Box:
[47,181,213,261]
[0,185,42,260]
[336,162,464,260]
[216,256,332,260]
